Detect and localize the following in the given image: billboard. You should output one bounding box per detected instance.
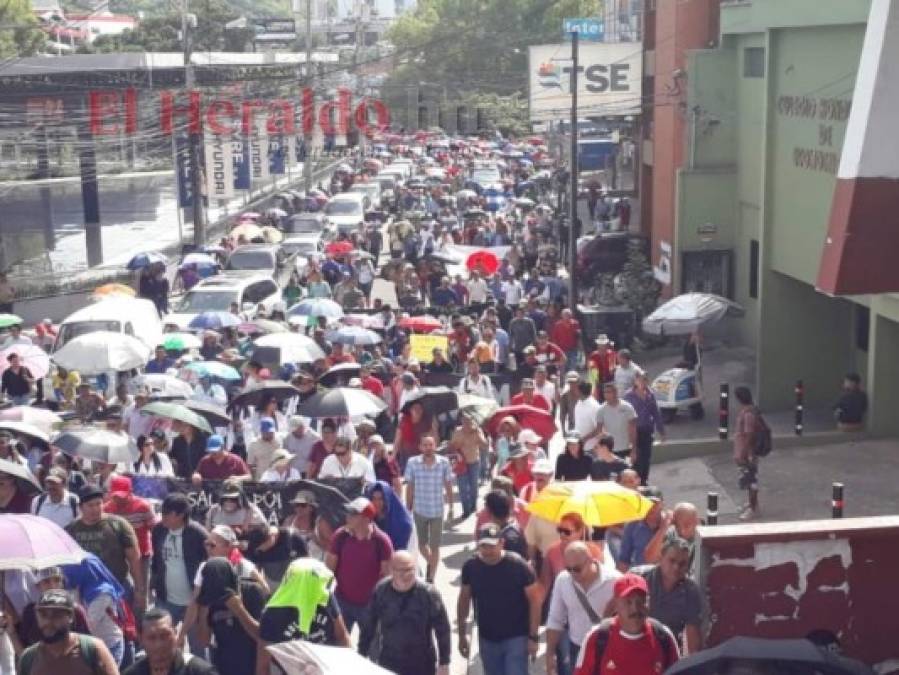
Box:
[528,42,642,122]
[204,134,234,201]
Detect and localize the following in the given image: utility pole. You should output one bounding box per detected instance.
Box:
[302,0,314,193]
[568,30,580,309]
[182,1,206,247]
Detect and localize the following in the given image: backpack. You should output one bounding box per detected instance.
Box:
[34,493,79,520]
[20,634,98,675]
[753,409,773,457]
[590,618,676,675]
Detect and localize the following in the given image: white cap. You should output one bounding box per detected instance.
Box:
[518,429,541,445]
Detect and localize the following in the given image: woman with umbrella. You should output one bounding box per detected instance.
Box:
[128,434,175,477]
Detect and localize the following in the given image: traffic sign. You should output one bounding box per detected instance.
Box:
[563,18,604,41]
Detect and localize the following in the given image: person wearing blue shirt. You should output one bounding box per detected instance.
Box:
[431,278,459,309]
[145,346,176,374]
[617,488,666,571]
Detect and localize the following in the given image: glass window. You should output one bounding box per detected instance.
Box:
[743,47,765,78]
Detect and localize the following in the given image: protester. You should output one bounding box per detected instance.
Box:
[733,386,762,521]
[317,435,376,482]
[123,607,216,675]
[555,433,592,482]
[17,568,90,649]
[448,412,488,518]
[617,487,665,571]
[624,372,665,484]
[364,480,414,551]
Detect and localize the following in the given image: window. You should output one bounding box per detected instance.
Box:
[855,305,870,352]
[749,240,760,299]
[743,47,765,78]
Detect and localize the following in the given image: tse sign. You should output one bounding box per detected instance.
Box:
[563,63,631,93]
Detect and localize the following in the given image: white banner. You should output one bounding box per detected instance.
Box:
[528,42,643,121]
[248,119,270,182]
[203,134,234,201]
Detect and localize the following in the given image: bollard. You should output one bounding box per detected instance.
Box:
[718,384,729,439]
[707,492,719,526]
[832,482,844,518]
[795,379,804,436]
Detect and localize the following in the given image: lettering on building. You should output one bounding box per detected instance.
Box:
[776,95,851,175]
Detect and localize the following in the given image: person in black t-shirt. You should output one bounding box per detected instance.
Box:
[483,489,528,559]
[555,433,593,481]
[1,353,32,405]
[590,434,631,481]
[458,525,541,672]
[242,524,308,585]
[834,372,868,429]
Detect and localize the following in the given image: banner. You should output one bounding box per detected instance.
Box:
[203,133,234,201]
[233,137,251,190]
[410,334,449,363]
[131,476,362,528]
[268,135,294,175]
[175,135,193,208]
[248,120,270,182]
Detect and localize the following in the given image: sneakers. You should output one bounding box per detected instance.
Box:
[739,506,758,521]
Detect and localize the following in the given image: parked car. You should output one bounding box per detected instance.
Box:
[225,244,284,278]
[54,297,162,353]
[164,273,282,329]
[323,192,367,235]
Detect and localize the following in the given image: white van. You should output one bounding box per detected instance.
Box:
[54,297,164,353]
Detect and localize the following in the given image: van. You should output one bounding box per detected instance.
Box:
[54,297,163,353]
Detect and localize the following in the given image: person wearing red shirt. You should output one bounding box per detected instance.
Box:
[104,474,156,610]
[192,435,251,483]
[574,573,679,675]
[511,378,551,411]
[359,364,385,399]
[550,308,582,372]
[534,331,566,372]
[588,335,618,396]
[326,342,357,368]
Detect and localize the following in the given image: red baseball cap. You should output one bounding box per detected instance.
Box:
[614,573,649,599]
[109,475,133,499]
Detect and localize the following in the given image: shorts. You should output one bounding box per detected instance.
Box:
[414,513,444,549]
[738,459,759,491]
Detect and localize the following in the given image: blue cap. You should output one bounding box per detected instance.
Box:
[206,435,224,453]
[260,418,276,433]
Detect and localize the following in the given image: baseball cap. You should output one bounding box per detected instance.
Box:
[614,573,649,599]
[260,417,276,433]
[45,467,67,485]
[518,429,541,445]
[533,459,554,475]
[206,435,225,453]
[210,525,238,547]
[220,479,242,500]
[79,486,104,505]
[477,523,501,546]
[346,496,376,519]
[109,475,133,499]
[36,589,74,613]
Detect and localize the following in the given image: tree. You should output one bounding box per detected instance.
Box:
[0,0,45,57]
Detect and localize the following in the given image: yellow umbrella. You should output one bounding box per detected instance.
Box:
[92,283,136,298]
[527,481,654,528]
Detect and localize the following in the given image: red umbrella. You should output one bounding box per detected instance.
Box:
[398,315,443,333]
[325,241,355,257]
[466,250,500,276]
[487,405,557,444]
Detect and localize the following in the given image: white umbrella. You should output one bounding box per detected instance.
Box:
[267,641,393,675]
[642,293,745,336]
[53,428,138,465]
[254,333,326,364]
[0,421,50,444]
[130,373,195,399]
[52,331,151,375]
[0,407,62,434]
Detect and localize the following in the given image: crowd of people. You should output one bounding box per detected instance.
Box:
[0,132,781,675]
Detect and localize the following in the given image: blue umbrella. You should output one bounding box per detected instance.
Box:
[287,298,344,320]
[126,251,168,270]
[184,360,242,381]
[189,311,241,331]
[325,325,382,346]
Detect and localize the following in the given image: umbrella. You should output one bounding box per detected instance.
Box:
[325,326,382,346]
[456,189,477,199]
[288,298,344,320]
[126,251,168,270]
[665,637,876,675]
[162,332,202,351]
[400,386,459,415]
[140,401,213,434]
[341,313,385,330]
[254,333,325,364]
[466,250,500,276]
[266,207,288,218]
[131,373,195,399]
[486,404,557,444]
[189,311,240,331]
[238,319,288,335]
[325,241,354,257]
[180,252,218,268]
[398,315,443,333]
[52,331,150,375]
[642,293,745,336]
[0,421,50,445]
[515,197,536,208]
[317,363,362,388]
[0,406,62,434]
[0,514,86,571]
[230,223,264,240]
[54,428,138,465]
[230,380,301,409]
[0,344,51,379]
[268,640,394,675]
[458,393,499,425]
[261,226,283,244]
[92,283,135,298]
[0,457,42,494]
[0,314,23,329]
[527,481,654,528]
[183,400,231,427]
[183,361,242,381]
[296,387,386,418]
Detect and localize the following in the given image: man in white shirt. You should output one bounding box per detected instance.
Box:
[1,324,32,350]
[247,417,284,480]
[31,467,79,528]
[466,270,489,304]
[573,381,603,452]
[318,435,375,483]
[126,388,156,440]
[502,276,524,306]
[546,541,621,673]
[534,366,558,410]
[456,359,493,398]
[613,348,644,398]
[284,415,320,476]
[192,375,227,407]
[596,382,638,457]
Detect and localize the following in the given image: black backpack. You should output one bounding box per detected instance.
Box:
[753,408,773,457]
[590,618,676,675]
[34,493,79,520]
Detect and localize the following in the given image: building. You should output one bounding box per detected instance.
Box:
[65,13,136,43]
[653,0,899,435]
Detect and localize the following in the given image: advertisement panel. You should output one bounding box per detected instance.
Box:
[175,135,193,208]
[203,133,234,201]
[232,137,251,190]
[248,119,270,182]
[527,42,642,121]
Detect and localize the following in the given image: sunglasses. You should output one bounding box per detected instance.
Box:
[557,527,574,537]
[565,563,586,575]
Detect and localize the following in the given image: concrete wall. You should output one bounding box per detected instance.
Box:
[698,516,899,670]
[867,314,899,436]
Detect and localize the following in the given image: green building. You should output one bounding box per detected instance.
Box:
[672,0,899,435]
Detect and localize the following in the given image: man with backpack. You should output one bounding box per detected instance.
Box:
[19,589,120,675]
[31,467,79,528]
[574,573,679,675]
[733,386,771,522]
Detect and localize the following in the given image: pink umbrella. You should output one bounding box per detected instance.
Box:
[0,344,50,379]
[0,514,86,570]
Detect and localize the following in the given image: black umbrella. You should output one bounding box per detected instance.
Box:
[295,387,386,419]
[317,363,362,388]
[0,457,41,496]
[400,386,459,416]
[229,380,301,410]
[283,478,355,529]
[183,400,231,427]
[666,637,875,675]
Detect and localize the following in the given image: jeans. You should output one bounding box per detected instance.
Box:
[337,596,369,633]
[108,640,124,667]
[479,635,529,675]
[9,395,29,406]
[565,349,579,374]
[456,461,479,516]
[555,630,574,675]
[634,427,655,484]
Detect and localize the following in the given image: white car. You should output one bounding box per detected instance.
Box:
[164,273,282,329]
[348,181,382,210]
[323,192,367,235]
[281,234,325,277]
